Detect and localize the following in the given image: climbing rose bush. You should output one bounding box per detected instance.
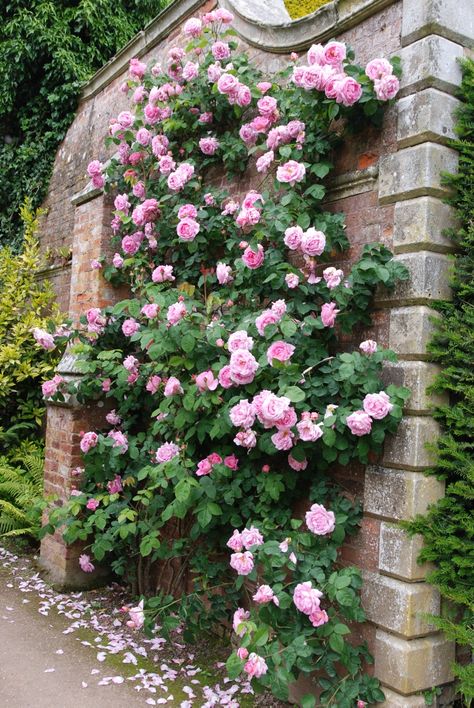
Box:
[41,10,408,706]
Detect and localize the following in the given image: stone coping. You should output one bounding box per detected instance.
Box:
[80,0,397,101]
[220,0,397,52]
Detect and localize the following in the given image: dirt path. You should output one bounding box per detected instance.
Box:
[0,562,147,707]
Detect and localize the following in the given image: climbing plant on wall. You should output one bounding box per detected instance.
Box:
[40,10,407,705]
[0,0,170,248]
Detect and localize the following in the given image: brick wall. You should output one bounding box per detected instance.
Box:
[38,0,474,703]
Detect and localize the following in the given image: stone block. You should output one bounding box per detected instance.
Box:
[375,630,455,693]
[376,252,452,305]
[383,416,441,469]
[399,35,463,97]
[362,570,439,636]
[397,89,461,147]
[379,522,434,580]
[379,686,430,707]
[389,306,441,359]
[382,360,448,414]
[401,0,474,48]
[379,143,458,204]
[364,466,445,520]
[393,197,457,254]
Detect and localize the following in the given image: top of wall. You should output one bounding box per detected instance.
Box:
[81,0,396,100]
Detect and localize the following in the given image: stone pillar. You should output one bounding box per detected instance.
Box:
[364,1,473,703]
[40,186,123,586]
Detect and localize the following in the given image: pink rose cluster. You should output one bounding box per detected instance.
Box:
[196,453,238,477]
[167,162,195,192]
[216,72,252,109]
[293,581,329,628]
[33,327,55,350]
[227,526,264,576]
[255,298,287,336]
[235,190,263,230]
[292,40,363,107]
[365,58,400,101]
[176,203,200,242]
[346,390,393,436]
[86,160,104,189]
[86,307,107,335]
[284,224,326,257]
[42,374,64,398]
[155,441,180,463]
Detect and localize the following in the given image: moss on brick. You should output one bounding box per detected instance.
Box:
[285,0,331,20]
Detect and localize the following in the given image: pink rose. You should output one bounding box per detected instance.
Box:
[229,349,259,385]
[296,417,323,442]
[284,225,303,250]
[253,585,278,605]
[122,318,140,336]
[129,57,147,79]
[228,330,253,352]
[217,73,239,94]
[346,410,372,436]
[155,442,180,462]
[80,431,98,454]
[146,375,161,394]
[106,410,121,425]
[152,265,175,283]
[257,96,277,116]
[216,262,233,285]
[366,58,393,81]
[107,474,123,493]
[239,123,258,144]
[123,355,139,372]
[236,84,252,107]
[182,61,199,81]
[363,391,393,419]
[323,41,346,66]
[285,273,300,289]
[230,551,254,575]
[242,245,265,270]
[321,302,339,327]
[323,267,344,289]
[244,653,268,679]
[233,429,257,449]
[102,379,111,392]
[335,76,362,106]
[207,61,222,82]
[212,41,231,60]
[271,428,295,450]
[305,503,336,535]
[158,154,176,175]
[86,307,107,334]
[275,407,297,430]
[141,303,159,318]
[195,370,219,392]
[136,127,151,146]
[374,74,400,101]
[307,43,325,66]
[359,339,377,355]
[42,374,63,398]
[167,301,186,325]
[266,341,295,366]
[164,377,183,397]
[218,365,234,389]
[309,608,329,627]
[258,393,291,426]
[33,327,55,350]
[196,458,213,476]
[86,498,100,511]
[199,112,213,124]
[276,160,306,186]
[178,204,197,219]
[288,453,308,471]
[224,454,239,470]
[241,526,263,549]
[79,554,95,573]
[257,81,272,93]
[256,150,274,173]
[301,228,326,256]
[112,253,124,268]
[199,136,220,155]
[229,400,256,429]
[108,430,128,453]
[87,160,102,177]
[293,581,323,615]
[233,608,250,636]
[237,647,249,660]
[177,217,200,241]
[183,17,202,37]
[227,530,243,552]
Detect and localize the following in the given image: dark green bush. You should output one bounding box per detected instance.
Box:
[408,58,474,706]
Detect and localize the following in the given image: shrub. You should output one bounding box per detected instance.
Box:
[41,15,406,706]
[0,442,45,539]
[407,58,474,706]
[0,202,63,448]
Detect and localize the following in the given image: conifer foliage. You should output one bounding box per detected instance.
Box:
[408,59,474,705]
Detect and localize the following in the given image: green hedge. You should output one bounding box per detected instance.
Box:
[0,0,170,249]
[408,59,474,705]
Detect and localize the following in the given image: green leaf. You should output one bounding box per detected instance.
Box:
[284,386,306,403]
[301,695,317,708]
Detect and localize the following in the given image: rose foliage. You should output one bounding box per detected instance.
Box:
[41,12,409,706]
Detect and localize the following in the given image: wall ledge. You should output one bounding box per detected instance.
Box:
[221,0,397,53]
